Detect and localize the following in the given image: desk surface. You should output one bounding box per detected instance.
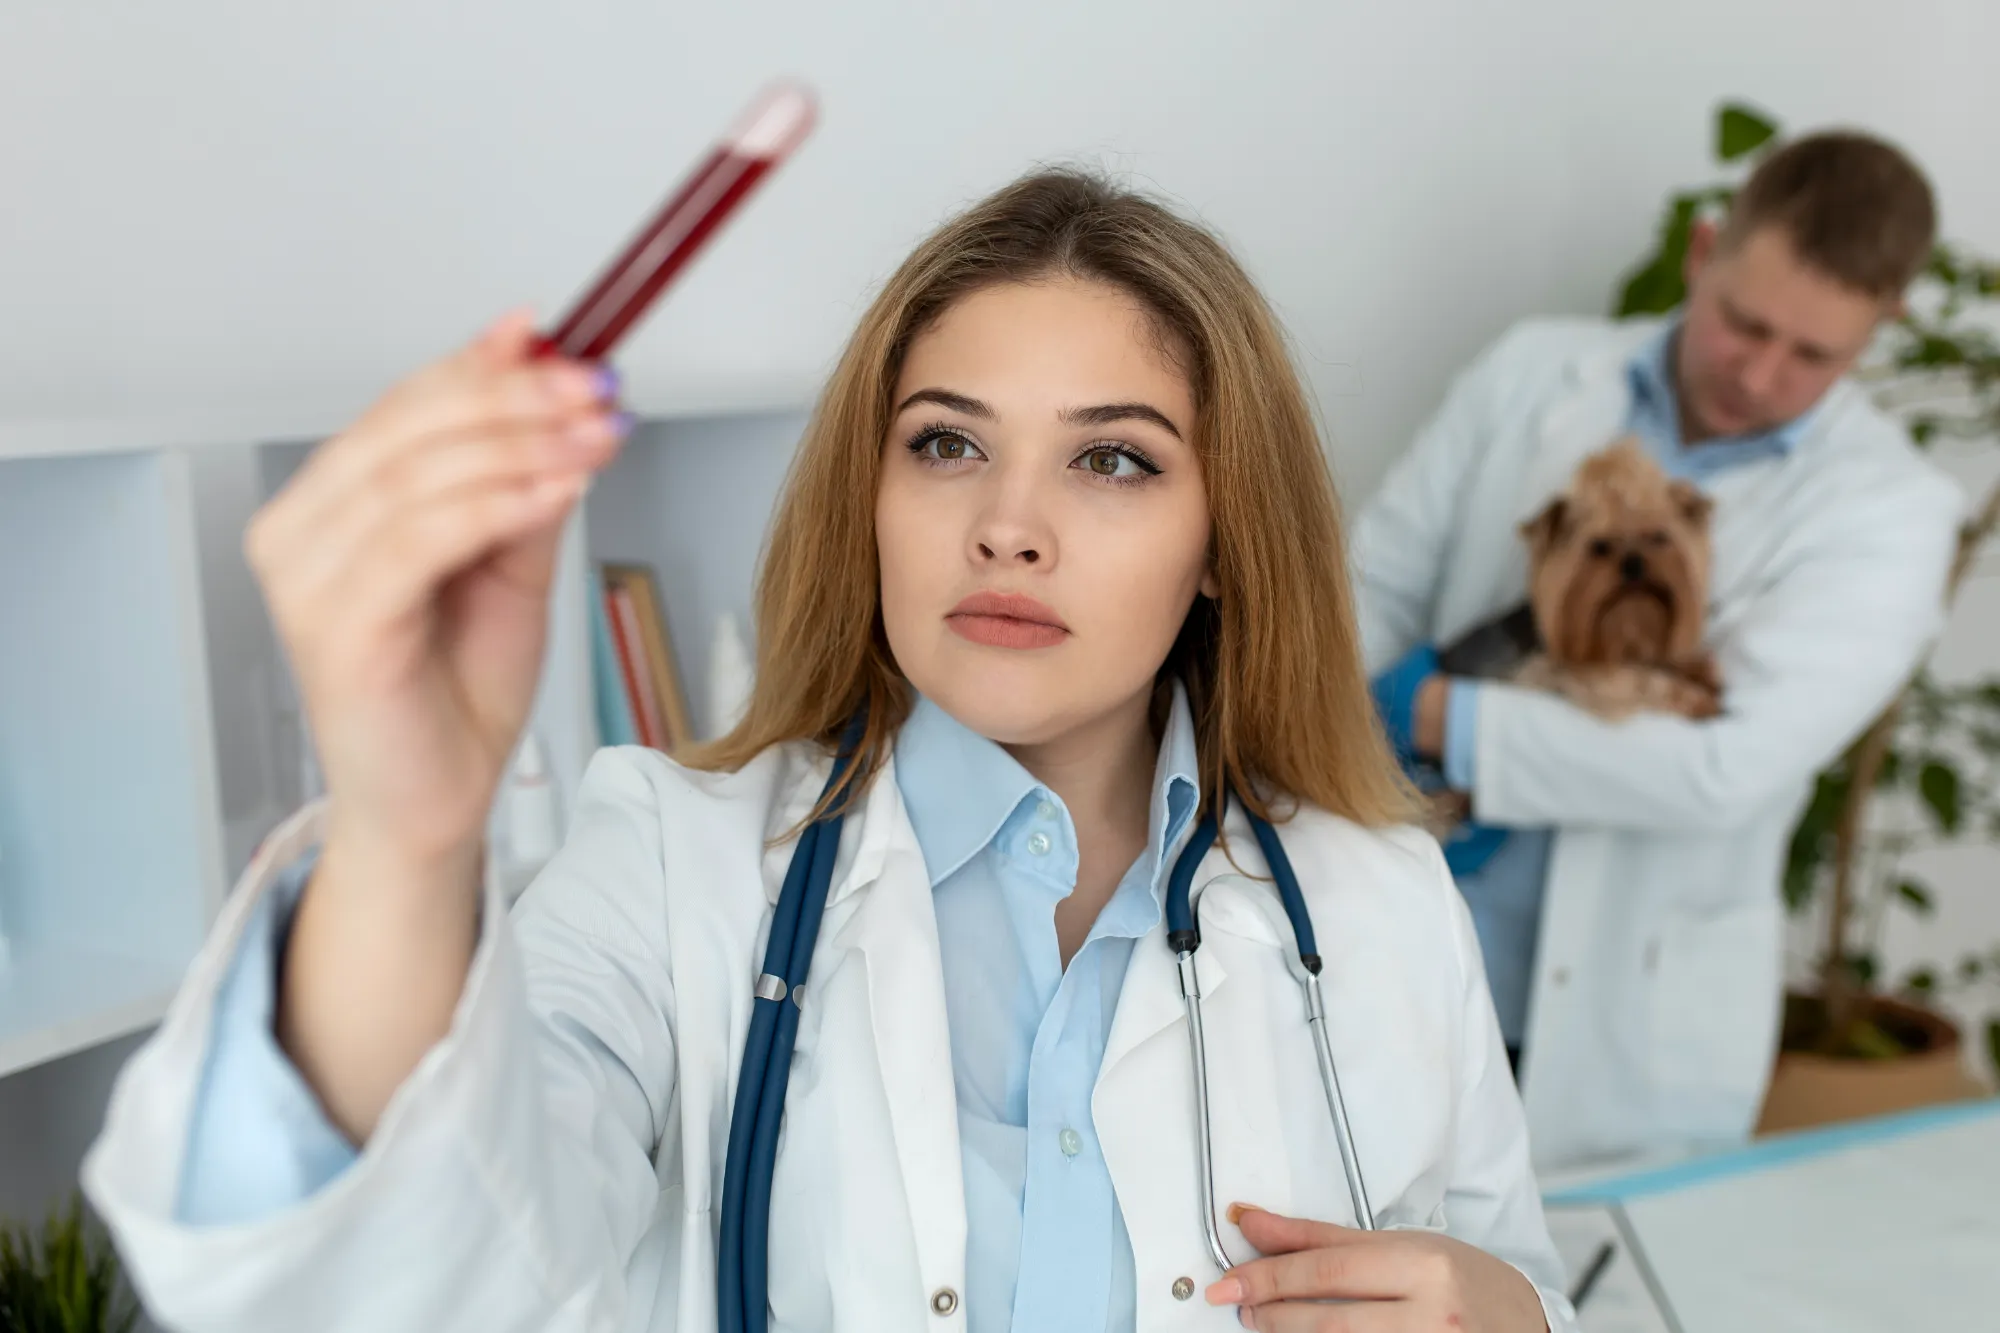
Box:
[1542,1099,2000,1332]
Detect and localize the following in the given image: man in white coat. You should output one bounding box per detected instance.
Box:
[1355,130,1962,1171]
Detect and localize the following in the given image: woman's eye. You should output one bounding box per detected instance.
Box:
[1079,447,1142,478]
[1588,538,1614,558]
[912,428,981,462]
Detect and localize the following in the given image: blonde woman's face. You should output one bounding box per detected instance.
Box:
[876,278,1217,746]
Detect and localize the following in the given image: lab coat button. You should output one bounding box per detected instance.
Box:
[1058,1127,1082,1157]
[1027,832,1052,856]
[1172,1276,1196,1301]
[930,1287,959,1316]
[1552,966,1571,987]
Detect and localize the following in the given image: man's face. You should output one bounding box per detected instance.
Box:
[1675,222,1894,441]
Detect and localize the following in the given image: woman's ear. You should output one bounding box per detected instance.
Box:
[1199,567,1221,599]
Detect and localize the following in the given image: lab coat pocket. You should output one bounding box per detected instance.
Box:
[1644,899,1781,1136]
[1381,1199,1449,1235]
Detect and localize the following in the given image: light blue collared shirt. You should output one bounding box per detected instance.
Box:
[177,689,1201,1333]
[1444,315,1818,1047]
[895,690,1198,1333]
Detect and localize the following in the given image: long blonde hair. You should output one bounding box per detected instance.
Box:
[686,169,1414,828]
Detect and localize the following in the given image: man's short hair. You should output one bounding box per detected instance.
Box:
[1722,130,1937,300]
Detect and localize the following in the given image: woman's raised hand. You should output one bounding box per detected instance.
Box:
[248,311,626,872]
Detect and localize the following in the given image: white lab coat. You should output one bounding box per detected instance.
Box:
[1353,316,1962,1171]
[84,740,1577,1332]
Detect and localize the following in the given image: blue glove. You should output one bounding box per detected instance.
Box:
[1440,819,1509,877]
[1369,643,1439,768]
[1372,648,1510,877]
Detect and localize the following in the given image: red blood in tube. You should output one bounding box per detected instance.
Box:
[532,82,815,362]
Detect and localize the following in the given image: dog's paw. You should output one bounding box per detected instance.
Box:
[1678,653,1724,695]
[1659,671,1723,720]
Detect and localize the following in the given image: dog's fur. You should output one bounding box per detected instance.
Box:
[1515,438,1721,720]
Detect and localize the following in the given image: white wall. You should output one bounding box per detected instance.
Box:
[3,0,1999,1245]
[3,1,1996,500]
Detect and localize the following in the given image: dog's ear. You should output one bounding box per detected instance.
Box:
[1520,497,1568,555]
[1670,479,1713,528]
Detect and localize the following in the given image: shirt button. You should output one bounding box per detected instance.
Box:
[1058,1128,1082,1157]
[1027,831,1052,856]
[1036,799,1057,821]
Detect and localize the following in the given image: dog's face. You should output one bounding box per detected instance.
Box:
[1521,439,1713,668]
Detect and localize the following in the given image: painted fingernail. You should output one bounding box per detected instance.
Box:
[1226,1202,1253,1225]
[1205,1278,1243,1305]
[1239,1307,1253,1330]
[593,363,620,402]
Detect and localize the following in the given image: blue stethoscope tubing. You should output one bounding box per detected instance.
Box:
[718,733,1373,1333]
[1164,790,1376,1276]
[718,719,863,1333]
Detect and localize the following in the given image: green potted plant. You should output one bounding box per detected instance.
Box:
[1617,100,2000,1131]
[0,1192,140,1333]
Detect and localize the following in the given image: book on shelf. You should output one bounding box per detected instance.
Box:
[593,561,693,754]
[587,571,640,747]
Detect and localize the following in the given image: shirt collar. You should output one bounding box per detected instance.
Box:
[894,682,1201,891]
[1627,312,1820,455]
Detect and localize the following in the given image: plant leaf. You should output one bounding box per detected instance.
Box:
[1988,1020,2000,1078]
[1918,761,1963,834]
[1896,879,1935,914]
[1902,966,1938,993]
[1877,748,1903,788]
[1846,1017,1906,1059]
[1717,103,1779,161]
[1615,259,1684,319]
[1784,768,1847,911]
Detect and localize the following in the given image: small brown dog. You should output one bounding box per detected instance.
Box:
[1514,438,1722,720]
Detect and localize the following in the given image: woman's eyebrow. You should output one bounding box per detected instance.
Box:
[1060,401,1183,441]
[893,387,994,419]
[892,387,1184,442]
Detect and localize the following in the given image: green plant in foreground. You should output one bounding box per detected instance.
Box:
[0,1192,138,1333]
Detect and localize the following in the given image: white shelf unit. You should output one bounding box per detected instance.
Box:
[0,450,226,1077]
[0,408,809,1083]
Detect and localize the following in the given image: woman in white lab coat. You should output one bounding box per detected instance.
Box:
[84,171,1574,1332]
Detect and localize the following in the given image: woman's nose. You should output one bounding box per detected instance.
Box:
[970,472,1054,566]
[976,538,1040,564]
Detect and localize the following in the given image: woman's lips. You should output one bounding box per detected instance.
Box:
[946,591,1070,650]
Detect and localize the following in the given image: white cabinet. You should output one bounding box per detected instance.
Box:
[0,449,225,1077]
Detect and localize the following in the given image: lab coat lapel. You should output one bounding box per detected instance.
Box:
[1099,910,1226,1082]
[1513,342,1636,528]
[808,757,968,1307]
[1696,384,1849,616]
